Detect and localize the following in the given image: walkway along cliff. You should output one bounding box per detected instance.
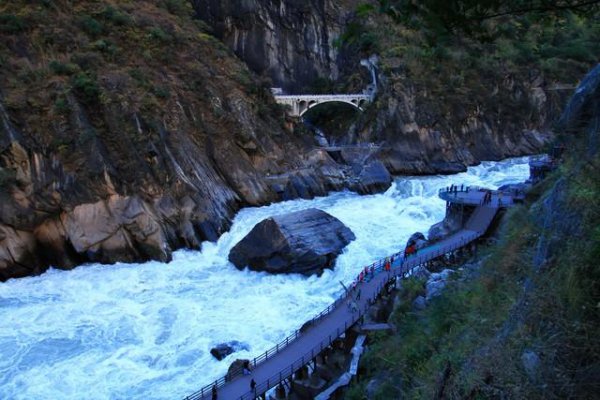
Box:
[185,187,516,400]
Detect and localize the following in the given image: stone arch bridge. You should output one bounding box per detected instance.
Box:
[274,93,371,117]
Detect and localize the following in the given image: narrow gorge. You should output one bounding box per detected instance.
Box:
[0,1,598,399]
[1,0,581,279]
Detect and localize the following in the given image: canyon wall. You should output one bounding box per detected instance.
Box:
[192,0,360,92]
[193,1,567,175]
[0,1,380,280]
[0,0,585,280]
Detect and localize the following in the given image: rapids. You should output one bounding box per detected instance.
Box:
[0,157,530,399]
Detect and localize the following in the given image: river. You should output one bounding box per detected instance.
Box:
[0,157,530,399]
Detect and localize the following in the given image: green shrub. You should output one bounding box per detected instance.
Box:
[79,15,104,37]
[0,14,26,33]
[152,86,170,99]
[49,60,79,75]
[72,72,100,103]
[90,39,118,55]
[161,0,192,17]
[148,27,172,43]
[128,68,150,88]
[100,6,132,26]
[53,96,70,115]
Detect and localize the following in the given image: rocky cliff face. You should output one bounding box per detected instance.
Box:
[0,1,385,281]
[193,1,570,174]
[349,72,558,174]
[192,0,360,92]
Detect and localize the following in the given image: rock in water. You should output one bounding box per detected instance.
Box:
[228,208,355,275]
[210,341,249,361]
[352,160,392,195]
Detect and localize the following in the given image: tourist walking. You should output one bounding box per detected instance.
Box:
[356,289,361,301]
[484,191,491,204]
[250,378,256,392]
[212,385,217,400]
[243,360,251,375]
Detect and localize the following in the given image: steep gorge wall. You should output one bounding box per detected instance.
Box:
[0,1,378,281]
[192,0,360,92]
[349,71,561,174]
[194,1,566,174]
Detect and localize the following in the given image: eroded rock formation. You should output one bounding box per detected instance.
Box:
[228,208,355,275]
[0,1,391,281]
[192,0,360,92]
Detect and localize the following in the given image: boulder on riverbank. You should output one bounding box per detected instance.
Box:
[406,232,429,250]
[228,208,355,275]
[428,202,475,243]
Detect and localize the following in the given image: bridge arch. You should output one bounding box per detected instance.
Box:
[299,98,364,117]
[274,93,372,117]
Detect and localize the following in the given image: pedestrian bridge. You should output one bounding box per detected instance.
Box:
[274,93,372,117]
[184,186,516,400]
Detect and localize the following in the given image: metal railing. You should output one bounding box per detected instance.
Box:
[185,191,500,400]
[229,230,483,400]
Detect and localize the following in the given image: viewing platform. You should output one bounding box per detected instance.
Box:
[438,186,521,207]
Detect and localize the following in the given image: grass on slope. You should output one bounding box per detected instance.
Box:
[347,146,600,399]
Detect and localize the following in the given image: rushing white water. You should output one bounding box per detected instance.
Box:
[0,157,530,400]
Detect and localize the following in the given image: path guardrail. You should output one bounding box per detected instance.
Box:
[232,230,481,400]
[185,187,500,400]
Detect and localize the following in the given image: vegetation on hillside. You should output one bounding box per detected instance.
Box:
[308,1,600,140]
[341,1,599,84]
[346,116,600,398]
[0,0,280,189]
[373,0,600,38]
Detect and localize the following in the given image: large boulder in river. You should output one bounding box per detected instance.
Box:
[349,160,392,195]
[228,208,355,275]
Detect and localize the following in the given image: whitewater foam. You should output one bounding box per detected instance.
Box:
[0,157,530,399]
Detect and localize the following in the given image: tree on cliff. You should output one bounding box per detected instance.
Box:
[369,0,600,37]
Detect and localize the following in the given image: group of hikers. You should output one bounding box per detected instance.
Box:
[482,190,498,205]
[353,257,393,285]
[404,243,418,258]
[447,183,467,195]
[347,257,394,313]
